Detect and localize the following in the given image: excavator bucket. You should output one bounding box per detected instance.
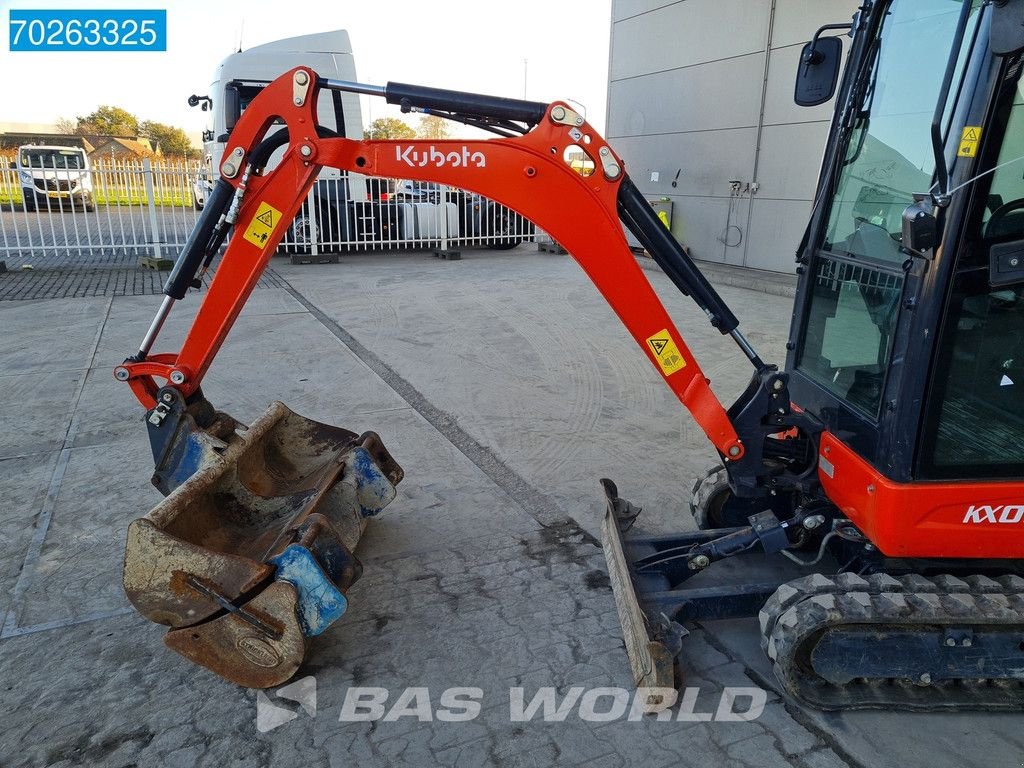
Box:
[124,390,403,688]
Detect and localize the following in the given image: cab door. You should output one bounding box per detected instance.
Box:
[789,0,985,472]
[917,58,1024,481]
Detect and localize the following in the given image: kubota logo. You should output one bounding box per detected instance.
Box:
[963,505,1024,524]
[395,145,486,169]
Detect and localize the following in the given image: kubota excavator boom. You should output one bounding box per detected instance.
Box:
[114,66,791,688]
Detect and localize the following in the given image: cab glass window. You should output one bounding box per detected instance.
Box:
[823,0,982,265]
[981,76,1024,240]
[797,0,982,418]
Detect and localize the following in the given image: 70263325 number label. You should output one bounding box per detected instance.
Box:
[9,10,167,52]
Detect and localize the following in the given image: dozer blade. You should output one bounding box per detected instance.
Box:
[599,479,680,713]
[124,389,403,687]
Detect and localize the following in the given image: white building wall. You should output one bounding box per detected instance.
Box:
[607,0,860,273]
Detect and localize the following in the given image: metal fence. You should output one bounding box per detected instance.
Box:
[0,153,534,267]
[288,175,535,257]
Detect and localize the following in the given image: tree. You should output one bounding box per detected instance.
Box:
[418,115,450,140]
[140,120,196,157]
[364,117,416,140]
[54,117,77,135]
[76,105,139,136]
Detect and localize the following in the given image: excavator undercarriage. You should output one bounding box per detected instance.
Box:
[761,571,1024,711]
[604,477,1024,712]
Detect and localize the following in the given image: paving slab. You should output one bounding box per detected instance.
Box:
[0,371,83,458]
[17,439,153,626]
[0,248,1015,768]
[0,452,59,624]
[280,250,792,538]
[0,297,110,376]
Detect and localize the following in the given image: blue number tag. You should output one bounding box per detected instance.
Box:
[9,10,167,52]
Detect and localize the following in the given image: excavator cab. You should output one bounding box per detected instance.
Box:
[790,0,1024,489]
[603,0,1024,712]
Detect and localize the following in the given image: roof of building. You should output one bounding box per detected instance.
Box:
[0,132,161,156]
[87,136,161,156]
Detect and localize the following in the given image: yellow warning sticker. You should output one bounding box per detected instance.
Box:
[242,201,283,248]
[958,126,982,158]
[646,329,687,376]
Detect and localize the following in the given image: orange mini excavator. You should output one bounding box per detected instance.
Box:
[118,0,1024,709]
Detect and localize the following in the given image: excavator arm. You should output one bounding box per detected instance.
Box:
[114,68,818,690]
[115,66,771,461]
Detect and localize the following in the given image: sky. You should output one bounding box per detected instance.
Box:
[0,0,614,143]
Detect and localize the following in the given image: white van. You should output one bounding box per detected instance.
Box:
[17,145,95,212]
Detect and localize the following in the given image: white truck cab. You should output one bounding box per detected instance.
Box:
[17,145,95,212]
[191,31,366,244]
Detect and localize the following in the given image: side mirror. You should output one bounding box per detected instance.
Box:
[795,36,843,107]
[188,94,212,111]
[991,0,1024,56]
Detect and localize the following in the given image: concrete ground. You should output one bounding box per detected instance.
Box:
[0,248,1019,768]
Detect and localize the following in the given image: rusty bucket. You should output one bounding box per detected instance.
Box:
[124,395,403,688]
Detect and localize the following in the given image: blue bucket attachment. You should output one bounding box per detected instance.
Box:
[124,391,403,688]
